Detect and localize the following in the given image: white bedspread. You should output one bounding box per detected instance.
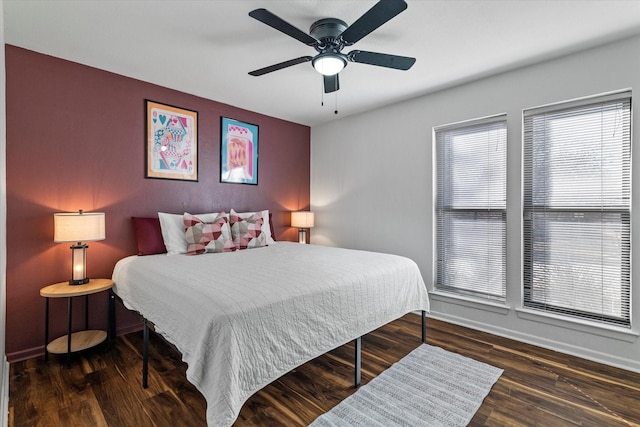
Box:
[112,242,429,426]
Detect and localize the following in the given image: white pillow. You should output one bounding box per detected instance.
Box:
[158,211,224,255]
[231,209,276,244]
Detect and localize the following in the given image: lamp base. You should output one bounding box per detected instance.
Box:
[70,243,89,285]
[298,228,307,244]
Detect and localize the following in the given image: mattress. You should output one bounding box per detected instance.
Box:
[112,242,430,426]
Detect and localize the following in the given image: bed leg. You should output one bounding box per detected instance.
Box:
[421,310,427,343]
[354,336,361,388]
[142,318,149,389]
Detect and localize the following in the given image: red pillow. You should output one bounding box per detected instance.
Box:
[269,212,276,241]
[132,217,167,256]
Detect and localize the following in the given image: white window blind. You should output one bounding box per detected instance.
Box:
[523,92,631,327]
[435,116,507,300]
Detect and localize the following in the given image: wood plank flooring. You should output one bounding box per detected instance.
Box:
[9,315,640,426]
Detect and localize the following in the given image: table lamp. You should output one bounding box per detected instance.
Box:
[54,210,105,285]
[291,211,314,244]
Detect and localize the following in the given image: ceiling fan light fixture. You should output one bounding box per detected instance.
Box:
[312,53,346,76]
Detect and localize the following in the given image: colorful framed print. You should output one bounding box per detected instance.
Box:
[220,117,259,185]
[146,100,198,181]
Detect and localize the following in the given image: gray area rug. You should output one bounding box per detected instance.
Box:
[309,344,503,427]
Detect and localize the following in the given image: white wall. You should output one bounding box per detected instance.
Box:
[1,0,9,423]
[311,34,640,372]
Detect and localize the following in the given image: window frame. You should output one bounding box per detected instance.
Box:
[522,91,632,328]
[434,114,508,301]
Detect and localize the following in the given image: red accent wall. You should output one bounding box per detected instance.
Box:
[5,45,310,361]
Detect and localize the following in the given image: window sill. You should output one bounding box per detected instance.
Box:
[515,308,638,343]
[429,291,510,315]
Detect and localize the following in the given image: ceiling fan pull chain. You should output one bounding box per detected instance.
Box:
[335,92,339,115]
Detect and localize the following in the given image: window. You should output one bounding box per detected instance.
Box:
[435,115,507,300]
[523,92,631,327]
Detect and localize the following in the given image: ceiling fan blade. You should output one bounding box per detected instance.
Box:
[348,50,415,70]
[324,74,340,93]
[339,0,407,45]
[249,56,313,76]
[249,9,318,46]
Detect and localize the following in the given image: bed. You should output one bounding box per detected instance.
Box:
[112,241,430,426]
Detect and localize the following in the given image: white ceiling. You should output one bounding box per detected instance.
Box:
[4,0,640,127]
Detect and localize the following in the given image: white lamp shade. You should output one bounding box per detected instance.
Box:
[312,54,345,76]
[54,211,105,242]
[291,211,315,228]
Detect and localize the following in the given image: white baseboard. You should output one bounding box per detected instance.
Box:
[427,311,640,374]
[0,355,7,427]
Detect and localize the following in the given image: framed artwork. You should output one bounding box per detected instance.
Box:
[146,100,198,181]
[220,117,259,185]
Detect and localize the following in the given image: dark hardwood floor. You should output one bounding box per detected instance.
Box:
[9,315,640,426]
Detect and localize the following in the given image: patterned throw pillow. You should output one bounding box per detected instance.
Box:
[231,209,276,244]
[184,212,235,255]
[229,209,267,250]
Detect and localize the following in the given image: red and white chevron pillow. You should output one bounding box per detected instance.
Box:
[184,212,235,255]
[229,209,267,250]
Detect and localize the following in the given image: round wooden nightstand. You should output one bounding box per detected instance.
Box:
[41,278,115,365]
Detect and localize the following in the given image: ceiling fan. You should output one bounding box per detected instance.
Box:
[248,0,416,93]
